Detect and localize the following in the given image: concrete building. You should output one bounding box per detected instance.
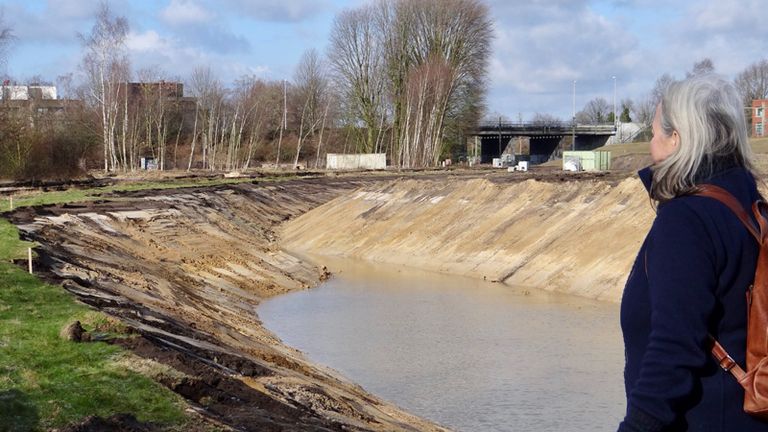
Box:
[0,84,77,119]
[120,81,197,125]
[753,99,768,137]
[0,84,57,101]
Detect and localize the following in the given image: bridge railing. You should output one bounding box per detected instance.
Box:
[475,121,616,133]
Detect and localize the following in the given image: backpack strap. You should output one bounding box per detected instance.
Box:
[710,337,747,380]
[694,184,757,382]
[695,184,760,242]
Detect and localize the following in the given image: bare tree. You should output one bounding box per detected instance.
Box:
[576,97,611,124]
[0,12,13,71]
[328,4,386,153]
[651,73,675,105]
[531,113,562,127]
[79,2,130,172]
[633,96,655,127]
[292,48,328,167]
[374,0,492,167]
[735,59,768,106]
[240,79,284,170]
[187,66,224,170]
[686,58,715,78]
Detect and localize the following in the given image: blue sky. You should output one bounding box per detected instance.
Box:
[0,0,765,120]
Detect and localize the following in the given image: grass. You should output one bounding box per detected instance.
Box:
[0,176,252,430]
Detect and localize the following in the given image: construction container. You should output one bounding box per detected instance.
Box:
[326,153,386,170]
[562,151,611,171]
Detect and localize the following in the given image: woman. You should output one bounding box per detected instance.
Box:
[618,74,768,431]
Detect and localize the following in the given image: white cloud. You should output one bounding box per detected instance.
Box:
[217,0,331,22]
[485,0,644,118]
[160,0,210,26]
[126,30,168,52]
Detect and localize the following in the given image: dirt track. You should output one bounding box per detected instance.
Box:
[4,168,637,430]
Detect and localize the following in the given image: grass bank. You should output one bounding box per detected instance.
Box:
[0,177,250,430]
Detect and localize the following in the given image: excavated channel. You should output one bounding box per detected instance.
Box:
[3,169,641,431]
[5,175,454,432]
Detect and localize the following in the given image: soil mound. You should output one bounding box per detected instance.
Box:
[59,414,154,432]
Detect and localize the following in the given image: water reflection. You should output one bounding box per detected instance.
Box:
[259,255,625,431]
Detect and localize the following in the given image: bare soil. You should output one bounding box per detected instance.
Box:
[3,167,639,431]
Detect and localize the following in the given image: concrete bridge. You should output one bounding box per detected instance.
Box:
[468,121,616,164]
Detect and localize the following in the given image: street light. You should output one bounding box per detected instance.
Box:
[612,76,617,131]
[572,80,576,151]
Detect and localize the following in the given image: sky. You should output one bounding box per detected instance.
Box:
[0,0,765,121]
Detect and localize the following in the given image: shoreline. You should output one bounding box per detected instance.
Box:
[6,176,451,431]
[4,168,644,430]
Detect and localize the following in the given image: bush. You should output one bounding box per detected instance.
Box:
[0,110,98,181]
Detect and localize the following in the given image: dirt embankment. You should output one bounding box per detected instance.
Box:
[282,174,653,302]
[7,177,449,432]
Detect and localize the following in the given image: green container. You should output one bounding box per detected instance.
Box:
[562,151,612,171]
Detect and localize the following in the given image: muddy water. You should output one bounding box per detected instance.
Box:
[259,256,625,431]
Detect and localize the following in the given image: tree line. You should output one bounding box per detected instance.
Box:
[539,58,768,133]
[0,1,493,180]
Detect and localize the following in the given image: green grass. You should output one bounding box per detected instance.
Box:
[0,187,217,430]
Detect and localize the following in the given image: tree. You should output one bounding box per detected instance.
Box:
[79,2,130,172]
[328,4,386,153]
[187,66,224,170]
[735,59,768,106]
[531,113,562,127]
[632,73,675,128]
[292,48,329,167]
[619,98,633,123]
[686,58,715,78]
[576,97,611,124]
[0,12,13,71]
[651,73,675,105]
[395,0,492,167]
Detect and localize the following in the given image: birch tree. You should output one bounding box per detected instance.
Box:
[79,2,130,172]
[394,0,492,166]
[330,0,491,167]
[188,66,224,170]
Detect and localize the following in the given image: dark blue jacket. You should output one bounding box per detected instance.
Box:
[619,166,768,431]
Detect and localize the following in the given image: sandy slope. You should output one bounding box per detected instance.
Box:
[282,175,654,302]
[8,177,449,432]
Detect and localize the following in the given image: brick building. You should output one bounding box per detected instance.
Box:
[753,99,768,137]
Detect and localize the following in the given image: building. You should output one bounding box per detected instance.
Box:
[753,99,768,137]
[120,81,197,125]
[0,84,79,120]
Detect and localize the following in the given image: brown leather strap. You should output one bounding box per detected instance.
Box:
[710,337,747,381]
[695,184,760,241]
[696,184,760,240]
[696,185,757,383]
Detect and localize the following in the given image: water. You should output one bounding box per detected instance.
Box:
[258,255,625,431]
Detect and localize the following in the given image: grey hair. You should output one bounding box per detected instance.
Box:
[651,74,755,202]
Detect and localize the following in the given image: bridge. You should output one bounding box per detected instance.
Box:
[468,121,616,164]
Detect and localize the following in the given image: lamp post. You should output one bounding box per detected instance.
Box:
[612,76,617,131]
[572,80,576,151]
